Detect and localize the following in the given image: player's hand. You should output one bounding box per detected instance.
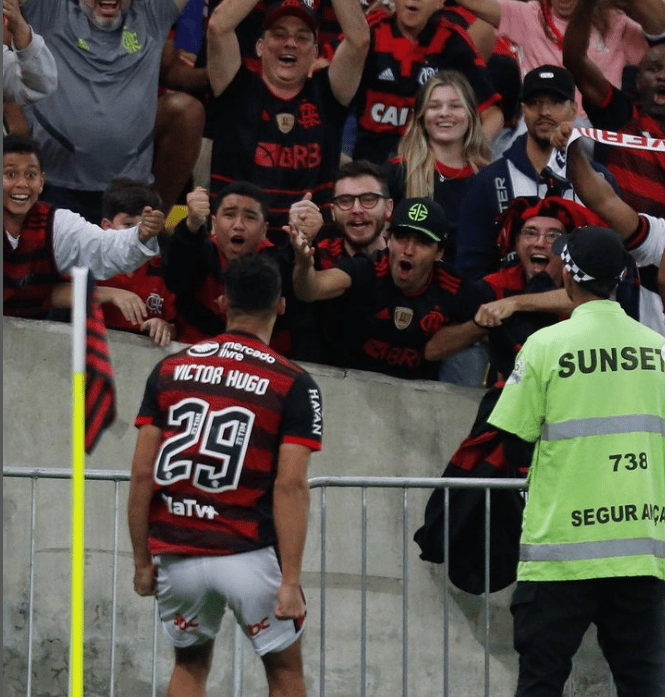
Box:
[474,297,518,327]
[289,192,323,245]
[133,562,157,597]
[550,121,574,151]
[186,186,210,232]
[108,288,148,325]
[141,317,174,346]
[138,206,165,243]
[275,582,306,621]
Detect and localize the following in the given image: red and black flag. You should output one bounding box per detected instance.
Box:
[84,276,116,454]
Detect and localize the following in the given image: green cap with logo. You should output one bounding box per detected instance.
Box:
[389,198,451,243]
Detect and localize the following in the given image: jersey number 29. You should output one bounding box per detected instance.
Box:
[154,398,255,493]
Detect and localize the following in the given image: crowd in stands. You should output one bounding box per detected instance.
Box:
[4,0,665,388]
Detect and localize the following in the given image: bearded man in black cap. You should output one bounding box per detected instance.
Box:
[488,225,665,697]
[456,64,617,281]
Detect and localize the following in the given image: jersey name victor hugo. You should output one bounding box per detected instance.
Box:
[135,331,323,556]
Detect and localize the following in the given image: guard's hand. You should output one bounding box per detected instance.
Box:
[141,317,174,346]
[138,207,165,243]
[289,192,323,244]
[133,562,157,597]
[186,186,210,232]
[275,582,306,621]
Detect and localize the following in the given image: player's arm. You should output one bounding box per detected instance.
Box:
[289,226,352,300]
[273,443,312,620]
[128,424,162,597]
[562,0,608,107]
[206,0,252,97]
[552,124,640,238]
[327,0,371,106]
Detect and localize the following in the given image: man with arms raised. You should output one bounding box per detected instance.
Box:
[206,0,369,240]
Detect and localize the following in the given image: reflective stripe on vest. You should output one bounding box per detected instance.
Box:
[521,537,665,562]
[542,414,665,440]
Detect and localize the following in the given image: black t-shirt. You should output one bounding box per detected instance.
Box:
[329,249,492,380]
[208,64,349,235]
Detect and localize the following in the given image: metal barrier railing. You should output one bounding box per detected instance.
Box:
[3,467,615,697]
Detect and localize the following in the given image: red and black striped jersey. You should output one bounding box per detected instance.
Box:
[353,9,501,164]
[3,202,63,318]
[136,331,323,556]
[334,249,493,379]
[209,64,348,234]
[314,233,349,270]
[584,85,665,218]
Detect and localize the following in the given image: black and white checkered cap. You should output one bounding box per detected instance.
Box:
[559,244,595,281]
[551,226,628,284]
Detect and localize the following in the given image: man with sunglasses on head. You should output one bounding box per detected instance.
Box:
[289,195,492,380]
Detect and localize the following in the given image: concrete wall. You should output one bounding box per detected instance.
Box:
[3,317,612,697]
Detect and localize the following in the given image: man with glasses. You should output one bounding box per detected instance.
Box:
[289,160,393,367]
[289,196,491,379]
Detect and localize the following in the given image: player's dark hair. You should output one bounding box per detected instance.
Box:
[101,177,163,220]
[213,181,269,219]
[335,159,389,196]
[224,254,282,315]
[3,134,44,170]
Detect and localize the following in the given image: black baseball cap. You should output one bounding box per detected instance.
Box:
[521,65,575,102]
[263,0,319,33]
[552,226,629,284]
[389,198,451,244]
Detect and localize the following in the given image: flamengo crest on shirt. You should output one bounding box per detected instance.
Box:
[276,113,295,134]
[394,307,414,330]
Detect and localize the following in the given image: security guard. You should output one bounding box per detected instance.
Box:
[488,226,665,697]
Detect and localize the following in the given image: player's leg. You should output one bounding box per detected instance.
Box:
[219,547,307,694]
[154,555,225,696]
[261,635,306,697]
[167,639,215,697]
[595,576,665,697]
[511,580,595,697]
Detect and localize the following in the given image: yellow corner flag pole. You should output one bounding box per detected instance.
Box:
[70,267,87,697]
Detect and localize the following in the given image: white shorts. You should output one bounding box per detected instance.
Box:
[154,547,305,656]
